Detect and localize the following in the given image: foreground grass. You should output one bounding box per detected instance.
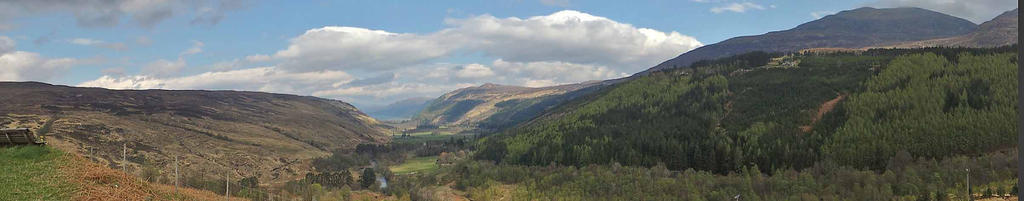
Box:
[0,146,76,200]
[389,156,438,174]
[1,146,244,201]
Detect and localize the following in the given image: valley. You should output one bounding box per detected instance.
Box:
[0,4,1020,201]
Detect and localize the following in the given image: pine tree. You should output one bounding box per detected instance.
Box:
[360,168,376,189]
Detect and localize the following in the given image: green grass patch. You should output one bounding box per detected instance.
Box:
[389,156,438,174]
[405,131,454,136]
[392,134,471,143]
[0,146,77,200]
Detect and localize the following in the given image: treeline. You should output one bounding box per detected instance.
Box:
[823,52,1018,170]
[476,46,1018,174]
[398,149,1017,201]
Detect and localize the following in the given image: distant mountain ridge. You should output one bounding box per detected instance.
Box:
[641,7,978,74]
[415,81,607,128]
[0,82,388,183]
[888,9,1018,48]
[364,97,434,121]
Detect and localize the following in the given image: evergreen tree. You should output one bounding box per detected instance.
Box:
[360,168,376,189]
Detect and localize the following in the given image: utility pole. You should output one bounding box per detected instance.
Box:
[122,143,127,172]
[225,171,230,201]
[967,168,972,201]
[1017,11,1023,201]
[174,156,179,194]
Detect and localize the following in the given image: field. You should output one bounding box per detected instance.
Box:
[0,146,76,200]
[389,156,439,174]
[392,131,473,143]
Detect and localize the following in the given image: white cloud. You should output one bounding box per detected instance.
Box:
[442,10,702,71]
[269,10,701,74]
[810,11,836,19]
[80,10,701,108]
[454,64,495,79]
[710,2,766,13]
[0,36,14,54]
[0,51,77,81]
[273,26,451,72]
[78,67,354,96]
[870,0,1017,23]
[0,0,252,28]
[141,58,186,77]
[491,59,625,86]
[180,41,204,56]
[244,54,271,62]
[68,38,128,50]
[0,36,78,81]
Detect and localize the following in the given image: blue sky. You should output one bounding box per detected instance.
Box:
[0,0,1016,108]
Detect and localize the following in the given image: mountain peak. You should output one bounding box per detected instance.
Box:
[641,7,977,74]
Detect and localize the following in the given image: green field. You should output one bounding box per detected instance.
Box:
[388,156,438,174]
[0,146,76,200]
[392,132,472,143]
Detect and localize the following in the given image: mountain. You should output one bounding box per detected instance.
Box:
[0,82,388,183]
[889,9,1018,48]
[641,7,977,74]
[363,97,433,121]
[415,81,607,128]
[477,47,1017,173]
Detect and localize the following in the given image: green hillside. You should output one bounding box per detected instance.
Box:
[477,46,1018,173]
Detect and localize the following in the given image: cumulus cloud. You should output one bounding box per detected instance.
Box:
[0,0,252,28]
[442,10,702,70]
[141,58,186,77]
[180,41,204,56]
[244,54,271,62]
[454,64,495,79]
[78,67,354,95]
[869,0,1018,23]
[191,0,252,26]
[0,36,79,81]
[710,2,767,13]
[271,10,701,73]
[0,36,14,54]
[810,11,836,19]
[0,51,78,81]
[82,10,700,108]
[68,38,128,50]
[273,26,451,72]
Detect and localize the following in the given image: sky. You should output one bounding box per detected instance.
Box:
[0,0,1017,109]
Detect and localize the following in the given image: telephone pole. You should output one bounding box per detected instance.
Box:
[225,171,230,201]
[174,156,179,194]
[122,143,127,172]
[1017,12,1023,201]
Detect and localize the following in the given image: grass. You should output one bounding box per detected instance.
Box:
[405,131,454,136]
[0,146,77,200]
[389,156,439,174]
[392,132,472,143]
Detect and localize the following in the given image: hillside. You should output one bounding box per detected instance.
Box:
[0,82,389,184]
[414,81,607,129]
[889,9,1018,48]
[477,46,1018,173]
[641,7,977,74]
[364,97,433,121]
[1,146,244,200]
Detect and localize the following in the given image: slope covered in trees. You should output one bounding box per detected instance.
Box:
[477,46,1018,173]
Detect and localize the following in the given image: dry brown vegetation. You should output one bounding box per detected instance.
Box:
[0,82,389,184]
[58,151,246,201]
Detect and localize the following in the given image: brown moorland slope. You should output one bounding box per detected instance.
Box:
[0,82,388,184]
